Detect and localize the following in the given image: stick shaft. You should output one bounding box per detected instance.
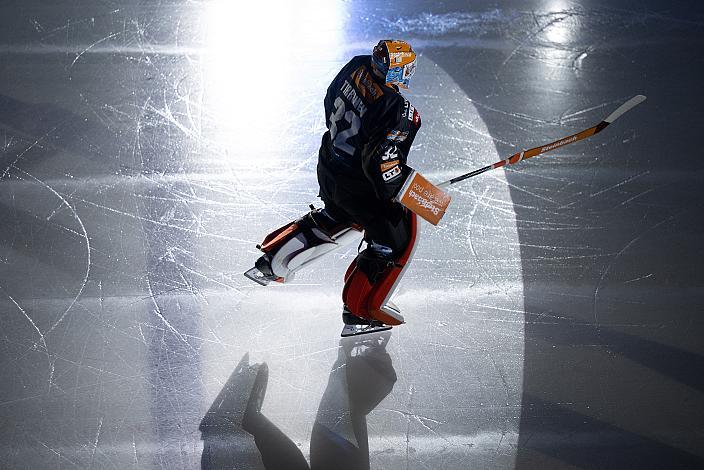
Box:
[437,95,646,188]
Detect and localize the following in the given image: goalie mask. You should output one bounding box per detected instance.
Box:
[372,39,417,89]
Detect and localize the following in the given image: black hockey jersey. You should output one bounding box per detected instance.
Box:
[318,55,421,202]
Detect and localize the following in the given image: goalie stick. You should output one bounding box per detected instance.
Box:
[437,95,646,188]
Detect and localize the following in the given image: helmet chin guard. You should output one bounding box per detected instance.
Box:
[372,39,417,89]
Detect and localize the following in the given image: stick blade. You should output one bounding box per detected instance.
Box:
[604,95,646,123]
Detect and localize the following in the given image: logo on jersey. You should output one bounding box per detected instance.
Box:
[381,144,398,161]
[386,129,409,142]
[380,160,399,172]
[413,109,420,126]
[401,101,420,124]
[382,165,402,181]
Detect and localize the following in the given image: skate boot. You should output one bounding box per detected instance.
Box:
[341,306,392,337]
[244,254,281,286]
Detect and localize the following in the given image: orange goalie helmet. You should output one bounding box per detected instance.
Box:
[371,39,417,89]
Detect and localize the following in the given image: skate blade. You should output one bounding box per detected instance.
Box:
[341,323,392,337]
[244,267,273,286]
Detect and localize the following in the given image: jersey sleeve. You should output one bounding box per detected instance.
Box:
[361,96,421,201]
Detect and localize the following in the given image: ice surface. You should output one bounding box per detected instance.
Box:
[1,1,703,469]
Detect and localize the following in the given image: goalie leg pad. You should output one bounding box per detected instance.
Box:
[343,257,357,283]
[342,250,394,321]
[342,213,418,325]
[255,208,361,282]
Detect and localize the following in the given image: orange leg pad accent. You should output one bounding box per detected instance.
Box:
[343,258,357,283]
[342,214,418,326]
[367,267,406,325]
[342,266,374,320]
[260,222,299,253]
[370,309,403,326]
[342,264,404,325]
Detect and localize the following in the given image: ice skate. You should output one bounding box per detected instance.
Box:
[244,254,282,286]
[340,306,393,337]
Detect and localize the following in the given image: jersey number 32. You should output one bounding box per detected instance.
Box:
[329,97,361,156]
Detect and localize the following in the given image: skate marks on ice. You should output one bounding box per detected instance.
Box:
[375,55,526,468]
[402,4,704,468]
[217,56,526,469]
[0,4,528,468]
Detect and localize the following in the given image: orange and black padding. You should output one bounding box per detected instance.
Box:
[342,213,418,325]
[258,222,299,253]
[343,258,357,284]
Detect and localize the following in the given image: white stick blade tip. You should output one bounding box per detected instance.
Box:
[604,95,646,123]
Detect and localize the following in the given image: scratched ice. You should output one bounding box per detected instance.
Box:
[1,1,703,469]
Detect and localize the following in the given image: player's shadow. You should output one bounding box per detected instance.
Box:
[199,332,397,470]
